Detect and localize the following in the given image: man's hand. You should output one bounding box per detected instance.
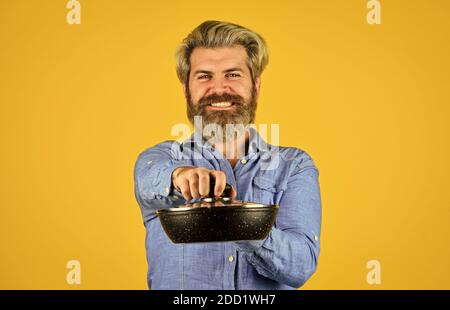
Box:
[172,167,237,200]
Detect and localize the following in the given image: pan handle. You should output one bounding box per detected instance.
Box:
[208,178,232,198]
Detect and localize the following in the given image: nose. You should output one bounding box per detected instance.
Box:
[207,76,230,96]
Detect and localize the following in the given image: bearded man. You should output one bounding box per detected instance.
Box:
[134,20,322,290]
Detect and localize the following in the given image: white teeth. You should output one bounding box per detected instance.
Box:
[210,102,232,107]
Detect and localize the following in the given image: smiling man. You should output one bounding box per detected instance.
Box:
[134,20,322,290]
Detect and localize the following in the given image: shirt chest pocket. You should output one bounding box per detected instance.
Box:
[252,176,286,205]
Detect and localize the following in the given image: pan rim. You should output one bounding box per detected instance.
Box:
[156,204,279,215]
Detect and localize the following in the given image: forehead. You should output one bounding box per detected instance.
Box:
[189,45,249,72]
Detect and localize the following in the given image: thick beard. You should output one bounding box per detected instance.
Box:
[186,86,258,143]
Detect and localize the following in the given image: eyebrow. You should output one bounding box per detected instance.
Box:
[192,67,244,76]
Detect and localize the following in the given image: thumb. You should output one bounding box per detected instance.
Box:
[230,186,237,199]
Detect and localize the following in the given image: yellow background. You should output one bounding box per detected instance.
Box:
[1,0,449,289]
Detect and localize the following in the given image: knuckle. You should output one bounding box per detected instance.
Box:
[216,171,226,178]
[199,174,209,182]
[187,168,197,175]
[195,167,207,173]
[177,176,187,184]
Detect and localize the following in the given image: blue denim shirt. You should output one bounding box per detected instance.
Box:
[134,129,322,290]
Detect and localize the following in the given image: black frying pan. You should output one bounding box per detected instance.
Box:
[156,180,279,243]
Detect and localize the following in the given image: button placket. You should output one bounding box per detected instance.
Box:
[223,243,236,289]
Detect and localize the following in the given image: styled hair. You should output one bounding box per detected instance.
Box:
[175,20,269,85]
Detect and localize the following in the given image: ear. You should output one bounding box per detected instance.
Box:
[182,84,187,97]
[254,77,261,97]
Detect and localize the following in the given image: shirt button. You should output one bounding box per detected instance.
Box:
[240,159,247,165]
[228,256,234,263]
[164,187,170,194]
[314,235,319,241]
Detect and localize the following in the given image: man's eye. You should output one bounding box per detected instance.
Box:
[198,75,210,80]
[227,73,241,78]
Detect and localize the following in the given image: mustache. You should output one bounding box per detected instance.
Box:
[197,93,245,107]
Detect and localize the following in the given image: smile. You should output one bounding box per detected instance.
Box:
[208,102,235,108]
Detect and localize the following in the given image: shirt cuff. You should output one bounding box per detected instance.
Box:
[153,160,192,198]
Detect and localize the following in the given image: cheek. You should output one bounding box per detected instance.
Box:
[188,85,206,104]
[233,82,253,100]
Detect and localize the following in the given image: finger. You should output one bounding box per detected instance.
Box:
[178,177,192,201]
[230,186,237,199]
[197,170,210,197]
[189,173,200,199]
[211,170,226,197]
[215,201,225,207]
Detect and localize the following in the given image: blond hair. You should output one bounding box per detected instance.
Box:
[175,20,269,85]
